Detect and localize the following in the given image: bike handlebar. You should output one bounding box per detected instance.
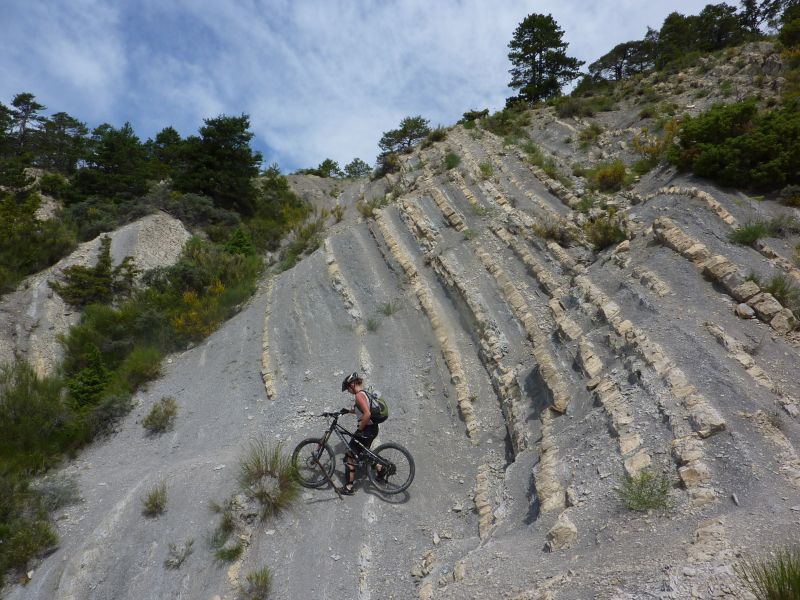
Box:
[320,409,351,417]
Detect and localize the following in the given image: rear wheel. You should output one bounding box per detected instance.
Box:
[367,443,415,494]
[291,438,336,488]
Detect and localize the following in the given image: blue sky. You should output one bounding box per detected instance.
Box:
[0,1,712,172]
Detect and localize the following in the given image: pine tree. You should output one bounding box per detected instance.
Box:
[507,14,583,104]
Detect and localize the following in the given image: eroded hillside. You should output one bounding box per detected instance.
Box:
[7,41,800,600]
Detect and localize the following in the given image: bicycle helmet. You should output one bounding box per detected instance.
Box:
[341,372,359,392]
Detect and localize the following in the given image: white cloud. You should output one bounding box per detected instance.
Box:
[1,0,713,170]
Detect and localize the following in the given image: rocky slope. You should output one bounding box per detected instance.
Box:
[5,41,800,599]
[0,212,191,376]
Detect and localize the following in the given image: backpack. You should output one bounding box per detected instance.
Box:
[365,389,389,424]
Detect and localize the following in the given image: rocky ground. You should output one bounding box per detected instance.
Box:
[4,41,800,600]
[0,212,191,376]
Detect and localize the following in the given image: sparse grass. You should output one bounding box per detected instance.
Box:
[463,228,477,240]
[142,396,178,434]
[237,439,299,521]
[617,470,671,511]
[473,205,489,217]
[794,245,800,268]
[576,194,595,214]
[355,196,389,219]
[366,317,380,332]
[531,215,575,247]
[208,498,236,550]
[215,542,244,563]
[330,204,346,223]
[142,481,167,517]
[478,162,493,180]
[443,152,461,170]
[578,123,604,149]
[241,565,272,600]
[164,538,194,569]
[380,300,400,316]
[761,274,800,312]
[728,217,800,247]
[736,546,800,600]
[585,214,627,251]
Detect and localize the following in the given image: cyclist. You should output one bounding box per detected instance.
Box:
[340,372,383,495]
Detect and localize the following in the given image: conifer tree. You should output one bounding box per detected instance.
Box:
[507,14,583,103]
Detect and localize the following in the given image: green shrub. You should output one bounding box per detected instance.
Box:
[224,227,256,256]
[780,185,800,207]
[0,475,57,587]
[478,162,493,179]
[585,214,627,250]
[730,222,770,246]
[632,157,658,175]
[736,546,800,600]
[115,345,162,392]
[426,127,447,143]
[617,470,671,511]
[241,565,272,600]
[0,192,77,294]
[482,105,530,138]
[142,481,167,517]
[142,396,178,434]
[237,440,298,520]
[443,152,461,170]
[588,161,628,192]
[669,99,800,191]
[49,235,139,307]
[38,172,69,199]
[0,362,84,473]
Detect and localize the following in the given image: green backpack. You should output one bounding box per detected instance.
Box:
[366,390,389,424]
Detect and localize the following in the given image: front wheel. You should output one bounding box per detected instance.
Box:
[292,438,336,488]
[367,443,415,494]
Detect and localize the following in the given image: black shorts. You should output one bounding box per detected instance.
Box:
[348,422,379,457]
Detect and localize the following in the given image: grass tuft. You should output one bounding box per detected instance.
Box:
[761,273,800,312]
[142,481,167,517]
[617,470,671,511]
[736,546,800,600]
[443,152,461,170]
[380,300,400,316]
[730,222,770,246]
[366,317,380,332]
[142,396,178,434]
[164,538,194,569]
[478,162,493,179]
[330,204,346,223]
[237,439,299,521]
[241,565,272,600]
[215,542,244,562]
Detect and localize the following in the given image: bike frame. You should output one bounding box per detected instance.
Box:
[318,413,387,469]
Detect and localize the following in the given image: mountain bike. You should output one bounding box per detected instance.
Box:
[291,409,415,495]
